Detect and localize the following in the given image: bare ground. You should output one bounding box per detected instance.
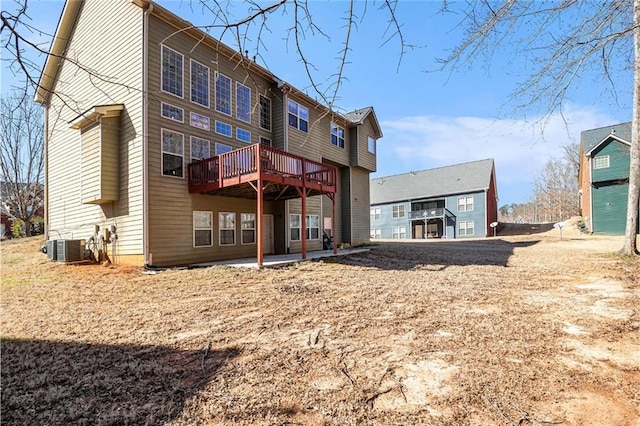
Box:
[1,233,639,425]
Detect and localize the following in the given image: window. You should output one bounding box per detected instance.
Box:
[290,214,301,241]
[457,196,474,212]
[215,120,232,137]
[392,226,406,239]
[259,95,271,130]
[236,82,251,123]
[458,220,475,236]
[331,122,345,148]
[306,215,320,240]
[370,207,381,221]
[191,137,210,162]
[368,136,376,154]
[241,213,256,244]
[236,128,251,143]
[288,100,308,132]
[161,129,183,177]
[161,45,183,97]
[215,72,231,115]
[370,229,381,239]
[593,155,610,169]
[392,204,405,218]
[190,59,209,107]
[219,212,235,245]
[193,211,213,247]
[215,143,232,155]
[161,103,183,122]
[259,136,272,146]
[189,112,210,130]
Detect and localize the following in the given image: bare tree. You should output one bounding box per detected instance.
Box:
[0,93,45,237]
[532,156,580,223]
[439,0,639,255]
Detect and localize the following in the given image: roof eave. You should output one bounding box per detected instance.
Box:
[584,134,631,157]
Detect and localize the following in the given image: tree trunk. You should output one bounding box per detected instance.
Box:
[622,0,640,255]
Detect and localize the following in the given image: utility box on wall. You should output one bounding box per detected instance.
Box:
[56,239,86,262]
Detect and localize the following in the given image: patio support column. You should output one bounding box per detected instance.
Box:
[327,192,337,254]
[256,145,264,267]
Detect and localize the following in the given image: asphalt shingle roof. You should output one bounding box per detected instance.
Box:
[370,158,495,205]
[581,122,632,153]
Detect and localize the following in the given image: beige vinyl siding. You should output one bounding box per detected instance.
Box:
[353,118,377,172]
[286,196,323,253]
[349,167,371,245]
[46,0,144,260]
[81,116,120,204]
[80,122,101,203]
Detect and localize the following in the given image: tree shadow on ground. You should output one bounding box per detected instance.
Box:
[325,239,540,270]
[1,338,239,425]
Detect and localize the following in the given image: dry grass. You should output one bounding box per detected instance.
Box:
[1,234,639,425]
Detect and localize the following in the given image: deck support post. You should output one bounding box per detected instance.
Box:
[327,192,337,254]
[256,146,264,267]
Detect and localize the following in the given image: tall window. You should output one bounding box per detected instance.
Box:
[191,137,210,162]
[331,122,345,148]
[193,211,213,247]
[392,226,406,239]
[215,72,231,115]
[241,213,256,244]
[236,82,251,122]
[370,229,381,239]
[161,102,183,122]
[161,45,183,97]
[392,204,405,218]
[458,220,474,236]
[370,207,381,220]
[593,155,610,169]
[457,196,474,212]
[368,136,376,154]
[288,100,308,132]
[259,95,272,130]
[219,212,235,245]
[190,59,209,107]
[306,215,320,240]
[290,214,301,241]
[161,129,183,177]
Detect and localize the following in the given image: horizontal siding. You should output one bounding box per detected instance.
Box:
[100,116,120,200]
[591,140,631,183]
[46,0,143,259]
[356,118,377,172]
[350,167,371,245]
[81,123,101,203]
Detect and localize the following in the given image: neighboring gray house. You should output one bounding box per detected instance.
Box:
[370,159,498,239]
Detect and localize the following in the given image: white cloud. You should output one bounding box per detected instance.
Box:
[376,105,620,204]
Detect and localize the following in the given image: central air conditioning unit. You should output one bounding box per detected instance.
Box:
[45,240,58,260]
[56,239,86,262]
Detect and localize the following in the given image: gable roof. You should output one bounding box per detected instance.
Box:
[344,107,383,139]
[585,133,632,157]
[580,122,632,154]
[371,158,496,205]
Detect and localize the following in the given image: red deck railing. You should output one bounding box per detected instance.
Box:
[188,144,336,193]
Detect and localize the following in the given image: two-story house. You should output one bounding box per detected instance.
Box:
[370,159,498,239]
[35,0,381,267]
[578,122,634,234]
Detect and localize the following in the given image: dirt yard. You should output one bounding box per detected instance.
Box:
[1,233,639,425]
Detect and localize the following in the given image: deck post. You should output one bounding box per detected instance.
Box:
[256,146,264,267]
[332,193,337,254]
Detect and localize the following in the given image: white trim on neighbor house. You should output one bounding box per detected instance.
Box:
[585,134,631,157]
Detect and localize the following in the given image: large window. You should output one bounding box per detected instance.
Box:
[215,143,232,155]
[370,207,381,221]
[392,204,405,218]
[236,82,251,123]
[458,220,475,236]
[215,120,232,137]
[392,226,406,239]
[593,155,610,169]
[241,213,256,244]
[288,100,308,132]
[191,137,210,162]
[215,72,232,115]
[259,95,272,131]
[161,129,183,177]
[190,59,209,107]
[161,45,183,97]
[236,128,251,143]
[219,212,236,245]
[370,229,381,239]
[306,215,320,240]
[368,136,376,154]
[457,196,474,212]
[189,112,210,130]
[161,102,183,122]
[290,214,301,241]
[331,122,345,148]
[193,211,213,247]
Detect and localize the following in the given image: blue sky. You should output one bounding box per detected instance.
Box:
[2,0,633,207]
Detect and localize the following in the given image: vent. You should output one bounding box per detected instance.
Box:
[46,240,58,260]
[56,239,86,262]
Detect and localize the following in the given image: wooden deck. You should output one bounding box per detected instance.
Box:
[188,144,337,200]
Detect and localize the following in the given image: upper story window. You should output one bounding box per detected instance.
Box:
[215,120,232,137]
[593,155,610,169]
[161,45,183,98]
[368,136,376,154]
[191,136,210,162]
[370,207,381,221]
[215,72,232,115]
[236,82,251,123]
[288,100,308,133]
[236,128,251,143]
[161,102,183,122]
[189,112,210,130]
[259,95,272,131]
[259,136,272,146]
[457,196,474,212]
[215,142,232,155]
[190,59,209,107]
[161,128,183,177]
[331,122,345,148]
[392,204,405,218]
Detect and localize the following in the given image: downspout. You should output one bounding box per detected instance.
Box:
[283,87,290,252]
[588,156,594,232]
[44,105,49,239]
[484,189,488,237]
[142,2,153,265]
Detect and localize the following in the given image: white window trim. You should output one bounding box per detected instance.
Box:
[190,58,210,108]
[241,213,256,245]
[290,213,301,241]
[215,71,232,116]
[215,120,233,138]
[219,212,236,246]
[161,128,184,179]
[259,136,272,146]
[331,122,345,149]
[370,228,381,239]
[189,111,210,130]
[193,211,213,247]
[161,102,184,123]
[190,136,211,162]
[306,214,320,240]
[160,45,184,99]
[392,226,406,239]
[392,204,405,218]
[593,155,610,169]
[236,128,252,143]
[368,136,376,154]
[215,142,232,156]
[288,100,308,133]
[458,220,475,236]
[370,207,381,221]
[235,82,251,123]
[457,196,474,212]
[259,94,272,131]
